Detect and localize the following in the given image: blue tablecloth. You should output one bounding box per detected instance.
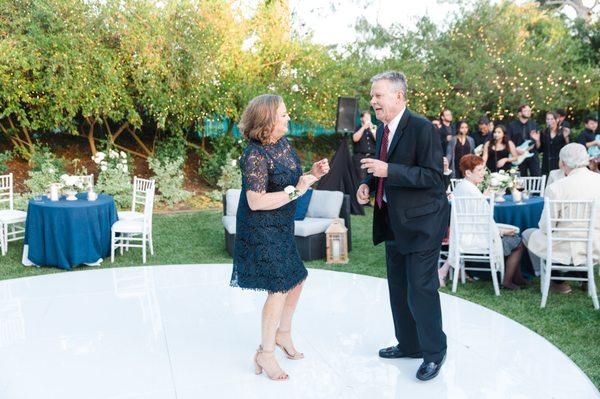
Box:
[24,193,118,270]
[493,195,544,232]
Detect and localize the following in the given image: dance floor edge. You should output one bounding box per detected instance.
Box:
[0,264,597,399]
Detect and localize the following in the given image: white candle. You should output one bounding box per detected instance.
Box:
[332,239,340,260]
[50,184,59,201]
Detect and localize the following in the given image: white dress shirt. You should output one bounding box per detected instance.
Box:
[383,107,405,203]
[385,107,405,153]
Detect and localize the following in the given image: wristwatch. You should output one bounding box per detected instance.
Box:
[284,185,301,200]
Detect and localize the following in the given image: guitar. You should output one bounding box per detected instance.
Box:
[588,134,600,159]
[509,139,535,166]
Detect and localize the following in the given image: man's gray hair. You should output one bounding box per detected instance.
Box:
[371,71,408,98]
[559,143,589,169]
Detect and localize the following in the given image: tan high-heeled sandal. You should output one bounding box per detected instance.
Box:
[254,346,289,381]
[275,331,304,360]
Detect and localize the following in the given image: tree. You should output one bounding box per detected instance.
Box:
[537,0,599,24]
[349,1,600,124]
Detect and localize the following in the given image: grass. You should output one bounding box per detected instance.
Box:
[1,208,599,388]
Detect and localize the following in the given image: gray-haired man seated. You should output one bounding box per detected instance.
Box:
[522,143,600,293]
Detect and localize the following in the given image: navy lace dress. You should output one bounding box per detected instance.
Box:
[230,137,308,293]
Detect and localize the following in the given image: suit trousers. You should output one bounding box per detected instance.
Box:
[384,233,447,363]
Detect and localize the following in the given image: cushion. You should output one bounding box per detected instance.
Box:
[294,217,335,237]
[222,215,236,234]
[225,189,241,216]
[294,189,313,221]
[117,210,144,221]
[0,209,27,223]
[306,190,343,219]
[111,220,145,233]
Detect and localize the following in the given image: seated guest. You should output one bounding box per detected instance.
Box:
[438,154,527,290]
[522,143,600,293]
[446,120,475,178]
[471,116,492,149]
[482,125,519,172]
[546,168,565,186]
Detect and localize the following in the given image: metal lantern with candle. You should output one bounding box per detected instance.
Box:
[325,218,348,264]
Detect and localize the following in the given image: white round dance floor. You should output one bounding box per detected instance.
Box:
[0,264,597,399]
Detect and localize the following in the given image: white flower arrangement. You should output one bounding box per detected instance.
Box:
[59,174,84,192]
[91,151,106,164]
[488,169,519,191]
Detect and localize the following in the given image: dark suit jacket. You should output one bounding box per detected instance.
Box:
[363,109,450,254]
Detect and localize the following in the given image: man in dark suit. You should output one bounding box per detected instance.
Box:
[358,71,449,381]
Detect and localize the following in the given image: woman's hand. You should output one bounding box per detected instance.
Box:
[310,159,330,179]
[296,174,319,193]
[443,157,450,174]
[496,158,509,168]
[530,130,540,143]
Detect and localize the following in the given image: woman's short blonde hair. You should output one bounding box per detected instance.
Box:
[238,94,283,145]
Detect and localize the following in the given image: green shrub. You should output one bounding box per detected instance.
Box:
[94,149,133,209]
[198,135,245,186]
[23,144,65,194]
[0,151,13,174]
[207,153,241,201]
[154,134,188,164]
[148,157,192,207]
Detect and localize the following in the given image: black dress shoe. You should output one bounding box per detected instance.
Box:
[378,345,423,359]
[416,354,445,381]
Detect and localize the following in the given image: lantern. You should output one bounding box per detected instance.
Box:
[325,218,348,264]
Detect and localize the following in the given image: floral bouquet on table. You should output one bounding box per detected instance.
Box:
[480,169,516,202]
[59,174,84,201]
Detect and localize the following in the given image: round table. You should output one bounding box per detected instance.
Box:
[22,193,118,270]
[493,195,544,232]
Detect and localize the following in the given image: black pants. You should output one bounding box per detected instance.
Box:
[518,153,541,177]
[384,241,447,363]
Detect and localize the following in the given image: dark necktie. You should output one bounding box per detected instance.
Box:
[375,125,390,208]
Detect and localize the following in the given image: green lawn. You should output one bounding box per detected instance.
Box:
[1,208,599,388]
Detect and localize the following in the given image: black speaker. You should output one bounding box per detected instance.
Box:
[335,96,358,134]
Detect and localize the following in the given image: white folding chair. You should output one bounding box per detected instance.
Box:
[522,175,546,196]
[111,186,155,264]
[539,199,598,309]
[118,177,155,221]
[450,195,504,296]
[0,174,27,256]
[448,178,461,193]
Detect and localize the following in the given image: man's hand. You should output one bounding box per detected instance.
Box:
[360,158,388,177]
[356,183,370,204]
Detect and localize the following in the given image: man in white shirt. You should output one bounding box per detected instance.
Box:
[523,143,600,293]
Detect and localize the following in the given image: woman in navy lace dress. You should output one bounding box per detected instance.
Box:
[231,94,329,381]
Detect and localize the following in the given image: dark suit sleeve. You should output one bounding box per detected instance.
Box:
[386,122,444,189]
[361,173,377,194]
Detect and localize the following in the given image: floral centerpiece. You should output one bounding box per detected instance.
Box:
[59,174,84,201]
[480,168,519,202]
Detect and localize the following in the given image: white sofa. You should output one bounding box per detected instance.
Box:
[222,189,352,260]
